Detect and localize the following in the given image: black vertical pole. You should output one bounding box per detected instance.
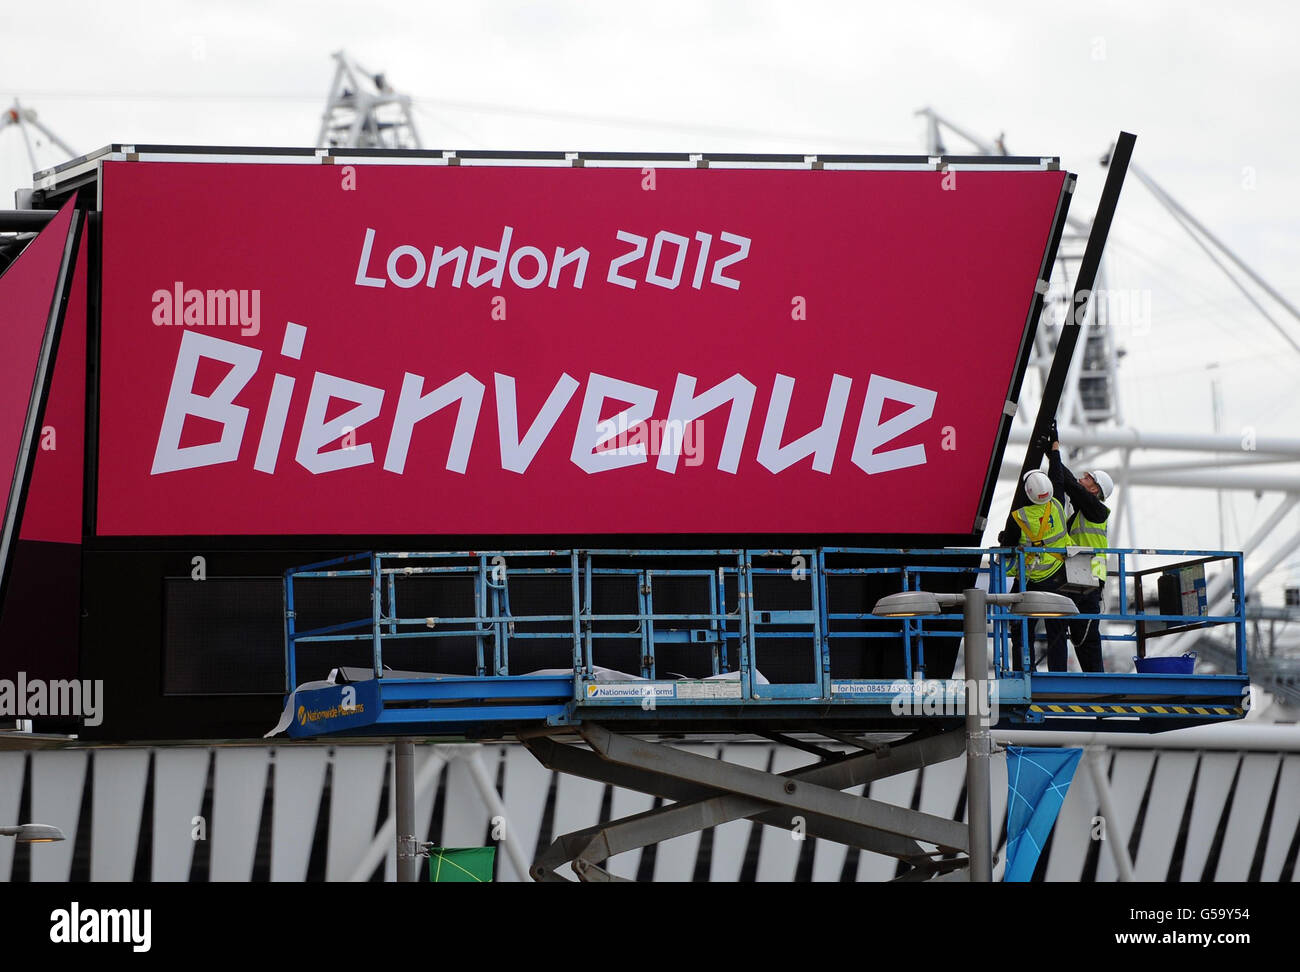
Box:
[1006,131,1136,526]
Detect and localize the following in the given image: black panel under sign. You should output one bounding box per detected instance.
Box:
[163,577,283,695]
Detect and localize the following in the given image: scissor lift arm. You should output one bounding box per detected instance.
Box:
[525,724,973,882]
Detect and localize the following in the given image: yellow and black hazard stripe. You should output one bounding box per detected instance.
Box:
[1027,703,1243,717]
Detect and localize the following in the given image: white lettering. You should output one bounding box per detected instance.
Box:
[757,374,851,474]
[851,374,937,474]
[295,374,385,474]
[495,373,580,473]
[571,373,658,473]
[384,373,485,474]
[152,332,261,475]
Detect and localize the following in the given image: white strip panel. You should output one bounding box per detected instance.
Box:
[652,743,717,882]
[906,756,968,881]
[457,158,573,167]
[384,762,400,885]
[580,159,696,170]
[550,762,606,881]
[90,749,149,881]
[30,750,88,882]
[947,163,1054,172]
[1043,753,1098,883]
[711,744,772,882]
[440,748,499,847]
[271,746,329,882]
[810,783,866,882]
[606,785,655,881]
[407,746,446,880]
[918,757,967,826]
[1261,754,1300,882]
[152,749,210,882]
[210,749,270,881]
[135,152,319,166]
[757,746,816,882]
[1095,750,1156,882]
[823,162,939,171]
[499,745,552,883]
[416,747,445,848]
[857,769,919,882]
[1214,753,1282,881]
[328,155,451,167]
[990,750,1009,858]
[325,746,388,882]
[1180,753,1240,881]
[0,753,24,881]
[1132,752,1198,881]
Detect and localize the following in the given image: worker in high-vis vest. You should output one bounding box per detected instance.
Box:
[998,454,1070,672]
[1054,446,1114,673]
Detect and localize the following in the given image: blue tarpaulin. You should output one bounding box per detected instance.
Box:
[1003,746,1083,882]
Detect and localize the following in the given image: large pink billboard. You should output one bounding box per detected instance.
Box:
[97,159,1066,536]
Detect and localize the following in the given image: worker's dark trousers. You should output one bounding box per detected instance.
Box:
[1009,569,1069,672]
[1068,584,1106,673]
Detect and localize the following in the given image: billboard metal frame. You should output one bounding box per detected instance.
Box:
[33,144,1075,551]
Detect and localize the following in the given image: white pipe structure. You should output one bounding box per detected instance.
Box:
[461,748,532,884]
[998,458,1300,493]
[1085,745,1134,882]
[1202,493,1300,607]
[996,722,1300,751]
[1122,454,1299,475]
[1108,448,1132,544]
[1127,161,1300,351]
[1008,425,1300,457]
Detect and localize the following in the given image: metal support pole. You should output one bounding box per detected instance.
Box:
[964,588,993,882]
[349,747,446,882]
[395,738,418,882]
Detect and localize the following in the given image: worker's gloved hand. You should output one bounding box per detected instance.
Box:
[1050,418,1060,441]
[996,528,1018,548]
[1034,432,1055,453]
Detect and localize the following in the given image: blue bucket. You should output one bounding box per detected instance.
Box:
[1133,652,1196,675]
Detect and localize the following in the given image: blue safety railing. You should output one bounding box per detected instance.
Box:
[984,546,1248,677]
[283,546,1249,721]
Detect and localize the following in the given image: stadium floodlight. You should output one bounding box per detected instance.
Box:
[0,823,66,843]
[871,591,943,617]
[1001,591,1079,617]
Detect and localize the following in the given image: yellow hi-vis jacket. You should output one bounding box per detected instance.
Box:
[1068,512,1109,582]
[1007,498,1068,581]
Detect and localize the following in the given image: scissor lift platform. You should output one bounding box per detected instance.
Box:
[280,547,1250,739]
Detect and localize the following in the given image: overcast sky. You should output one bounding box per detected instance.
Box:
[4,1,1300,596]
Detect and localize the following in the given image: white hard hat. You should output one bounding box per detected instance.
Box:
[1087,469,1114,500]
[1023,470,1052,504]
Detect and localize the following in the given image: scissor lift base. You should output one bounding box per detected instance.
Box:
[523,724,979,882]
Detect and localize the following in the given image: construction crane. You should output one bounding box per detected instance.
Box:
[316,50,421,150]
[1,99,78,175]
